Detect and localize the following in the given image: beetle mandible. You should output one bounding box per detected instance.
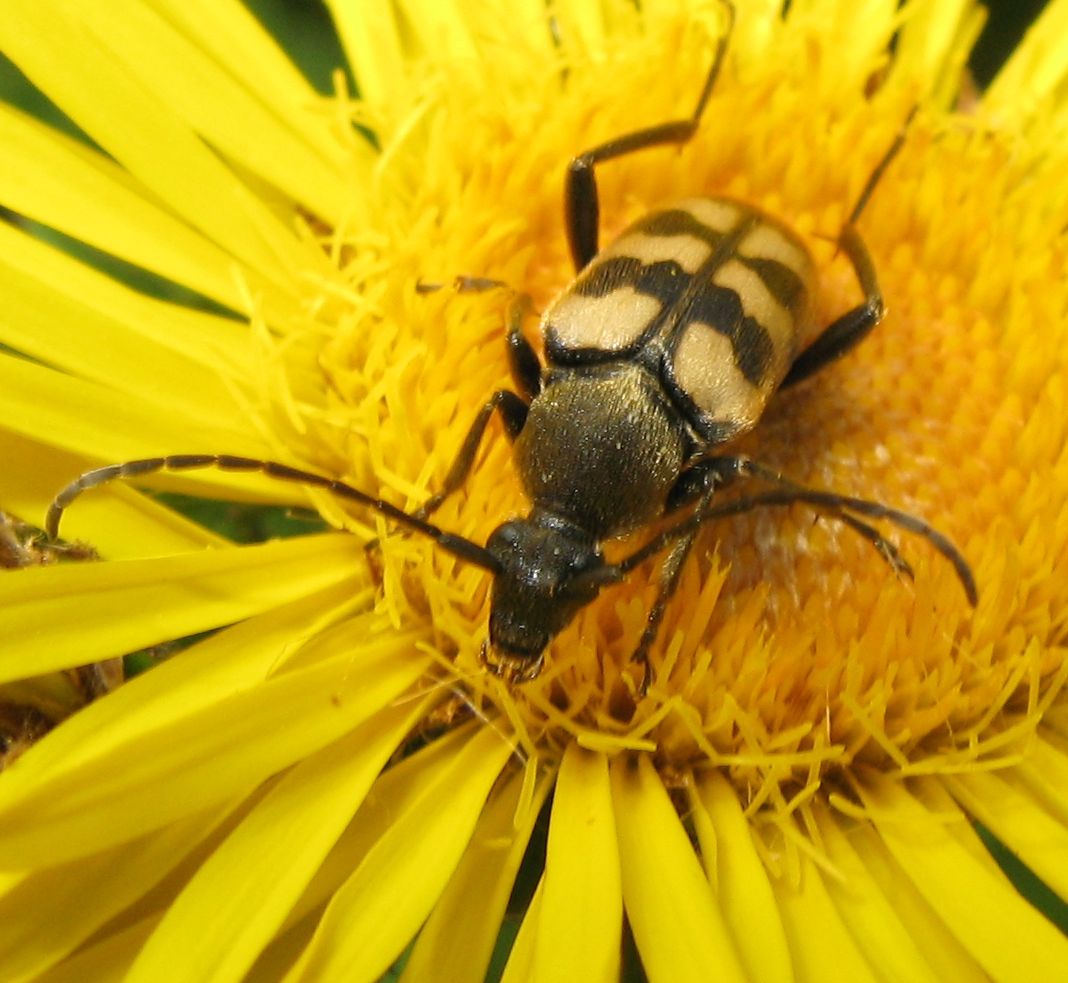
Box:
[46,4,977,693]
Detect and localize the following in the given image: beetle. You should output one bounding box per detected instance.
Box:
[46,5,977,693]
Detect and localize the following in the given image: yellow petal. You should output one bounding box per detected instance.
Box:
[690,770,792,983]
[0,430,222,558]
[944,767,1068,901]
[152,0,363,172]
[37,917,158,983]
[402,764,552,983]
[984,0,1068,115]
[286,726,513,982]
[0,355,268,469]
[270,724,476,938]
[531,745,621,983]
[610,754,746,983]
[1014,734,1068,827]
[0,610,427,864]
[65,0,350,222]
[128,701,424,983]
[0,225,248,428]
[499,876,544,983]
[0,104,276,314]
[0,533,364,679]
[772,845,879,983]
[813,804,943,982]
[0,0,308,287]
[859,772,1068,979]
[843,819,988,981]
[0,807,228,979]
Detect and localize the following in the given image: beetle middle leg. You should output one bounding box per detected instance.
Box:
[564,1,734,271]
[415,295,539,519]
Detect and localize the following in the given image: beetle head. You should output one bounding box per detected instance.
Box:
[482,515,622,681]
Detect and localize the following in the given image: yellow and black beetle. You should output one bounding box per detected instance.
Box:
[46,5,977,692]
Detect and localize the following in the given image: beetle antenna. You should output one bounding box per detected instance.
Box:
[46,455,502,573]
[620,487,976,605]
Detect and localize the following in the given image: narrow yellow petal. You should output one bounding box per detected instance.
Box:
[0,0,308,287]
[0,356,269,470]
[0,611,426,865]
[150,0,345,154]
[610,755,746,983]
[984,0,1068,114]
[531,745,621,983]
[0,534,364,679]
[813,805,942,983]
[0,217,256,369]
[845,820,988,981]
[690,771,793,983]
[0,104,272,313]
[36,917,157,983]
[287,727,513,982]
[326,0,407,111]
[67,0,350,222]
[859,773,1068,980]
[1015,735,1068,827]
[0,232,247,429]
[772,850,879,983]
[0,583,362,778]
[0,808,226,979]
[500,877,544,983]
[944,768,1068,901]
[128,702,423,983]
[271,725,477,939]
[393,0,479,66]
[402,765,553,983]
[893,0,986,108]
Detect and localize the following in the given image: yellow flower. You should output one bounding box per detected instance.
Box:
[1,0,1067,979]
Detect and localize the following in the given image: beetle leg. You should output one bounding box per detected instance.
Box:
[564,2,733,271]
[624,454,976,603]
[779,223,884,388]
[414,390,529,521]
[780,110,914,389]
[666,453,914,580]
[504,293,542,400]
[629,511,703,695]
[665,454,748,513]
[419,280,541,400]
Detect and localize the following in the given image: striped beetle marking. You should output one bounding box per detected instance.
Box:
[543,198,815,444]
[46,2,977,694]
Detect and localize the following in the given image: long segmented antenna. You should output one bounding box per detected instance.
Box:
[619,485,978,606]
[46,455,501,572]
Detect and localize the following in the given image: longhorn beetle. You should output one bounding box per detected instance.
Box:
[47,5,977,693]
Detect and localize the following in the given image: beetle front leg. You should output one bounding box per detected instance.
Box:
[629,520,701,695]
[414,389,529,521]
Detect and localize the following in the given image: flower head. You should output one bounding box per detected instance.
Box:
[1,0,1067,979]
